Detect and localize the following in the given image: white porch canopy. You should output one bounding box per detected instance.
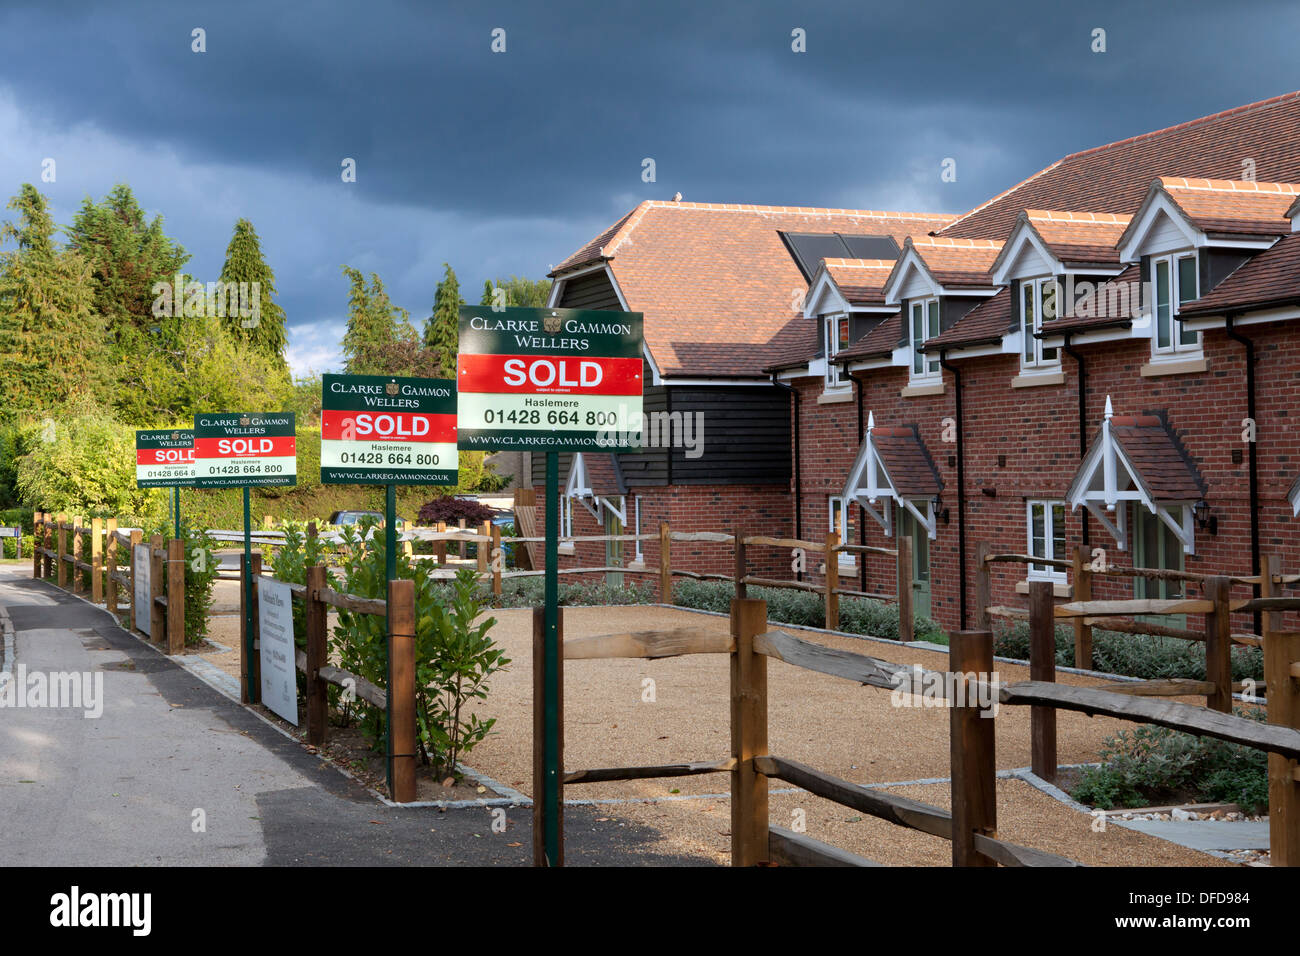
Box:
[564,453,626,523]
[841,412,939,539]
[1065,397,1200,554]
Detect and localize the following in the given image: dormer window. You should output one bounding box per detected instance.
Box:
[824,313,850,389]
[1021,277,1060,370]
[908,297,940,382]
[1152,252,1199,356]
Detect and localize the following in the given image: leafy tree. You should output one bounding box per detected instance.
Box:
[218,218,288,365]
[481,274,551,309]
[340,266,436,377]
[423,262,462,375]
[0,184,107,419]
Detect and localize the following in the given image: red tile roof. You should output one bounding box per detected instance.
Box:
[871,425,942,498]
[835,312,902,362]
[581,453,626,498]
[924,285,1012,350]
[822,258,896,306]
[1179,232,1300,316]
[941,91,1300,241]
[1157,177,1300,237]
[551,201,952,376]
[1109,414,1204,501]
[895,237,1003,291]
[1021,209,1131,266]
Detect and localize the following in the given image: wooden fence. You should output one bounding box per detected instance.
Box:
[538,594,1300,866]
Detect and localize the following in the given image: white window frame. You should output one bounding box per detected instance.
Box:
[908,297,941,384]
[828,495,858,570]
[1151,251,1200,358]
[824,313,851,390]
[633,495,644,563]
[1020,277,1061,371]
[1026,500,1067,581]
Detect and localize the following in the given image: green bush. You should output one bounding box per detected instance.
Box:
[492,575,656,608]
[671,579,944,642]
[330,529,510,779]
[145,520,218,645]
[1071,708,1269,813]
[270,521,338,694]
[992,620,1264,681]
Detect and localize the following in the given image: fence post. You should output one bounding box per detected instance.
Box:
[104,518,118,613]
[435,521,447,565]
[490,524,503,596]
[128,530,142,632]
[1260,553,1282,636]
[730,597,769,866]
[1203,576,1233,714]
[1072,545,1093,671]
[659,521,672,604]
[734,527,747,600]
[532,605,565,866]
[71,518,84,592]
[949,629,997,867]
[305,564,328,746]
[239,552,262,704]
[56,518,67,588]
[32,512,42,578]
[388,577,417,804]
[166,538,184,654]
[91,518,104,604]
[897,535,914,641]
[1029,580,1057,783]
[1264,620,1300,866]
[149,534,165,644]
[477,521,490,574]
[974,540,991,633]
[824,531,839,630]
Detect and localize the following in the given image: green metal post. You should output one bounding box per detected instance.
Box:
[243,485,256,703]
[384,482,396,796]
[543,451,560,864]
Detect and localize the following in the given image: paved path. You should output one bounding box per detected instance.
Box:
[0,569,707,866]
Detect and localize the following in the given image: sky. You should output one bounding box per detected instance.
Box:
[1,0,1297,376]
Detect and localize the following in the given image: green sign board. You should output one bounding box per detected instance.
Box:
[320,374,458,484]
[135,429,196,488]
[456,305,644,451]
[192,413,297,488]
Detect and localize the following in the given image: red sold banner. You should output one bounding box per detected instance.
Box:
[457,353,642,396]
[193,435,297,458]
[320,410,457,443]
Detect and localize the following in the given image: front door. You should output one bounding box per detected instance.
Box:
[898,506,931,618]
[605,512,624,589]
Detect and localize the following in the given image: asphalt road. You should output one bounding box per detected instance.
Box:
[0,568,708,867]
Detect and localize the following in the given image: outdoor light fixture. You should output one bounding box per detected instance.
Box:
[932,495,950,525]
[1193,501,1217,535]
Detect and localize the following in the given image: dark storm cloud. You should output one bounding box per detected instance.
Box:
[1,0,1298,371]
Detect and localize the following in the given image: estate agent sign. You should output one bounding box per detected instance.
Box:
[456,305,644,451]
[192,413,297,488]
[135,429,196,487]
[320,374,457,485]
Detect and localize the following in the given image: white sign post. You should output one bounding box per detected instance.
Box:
[133,544,150,636]
[257,577,298,725]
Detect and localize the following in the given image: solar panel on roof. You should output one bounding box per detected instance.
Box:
[840,234,901,260]
[780,231,902,279]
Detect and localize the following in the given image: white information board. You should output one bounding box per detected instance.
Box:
[257,577,298,725]
[133,544,150,636]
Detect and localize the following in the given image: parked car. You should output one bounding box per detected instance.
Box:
[328,510,407,530]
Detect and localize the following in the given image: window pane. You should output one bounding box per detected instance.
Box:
[927,299,939,338]
[1177,257,1198,346]
[1042,281,1058,321]
[838,317,850,351]
[1022,284,1035,361]
[1052,504,1066,560]
[1155,260,1171,349]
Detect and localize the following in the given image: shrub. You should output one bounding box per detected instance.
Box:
[493,575,656,608]
[330,529,509,780]
[992,620,1263,681]
[271,522,338,691]
[1071,708,1269,813]
[671,579,944,642]
[416,496,498,526]
[149,520,218,645]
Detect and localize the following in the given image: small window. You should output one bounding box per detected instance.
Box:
[824,313,850,389]
[909,297,940,382]
[828,496,857,569]
[1026,500,1066,579]
[1020,278,1061,370]
[1151,252,1200,357]
[559,492,573,538]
